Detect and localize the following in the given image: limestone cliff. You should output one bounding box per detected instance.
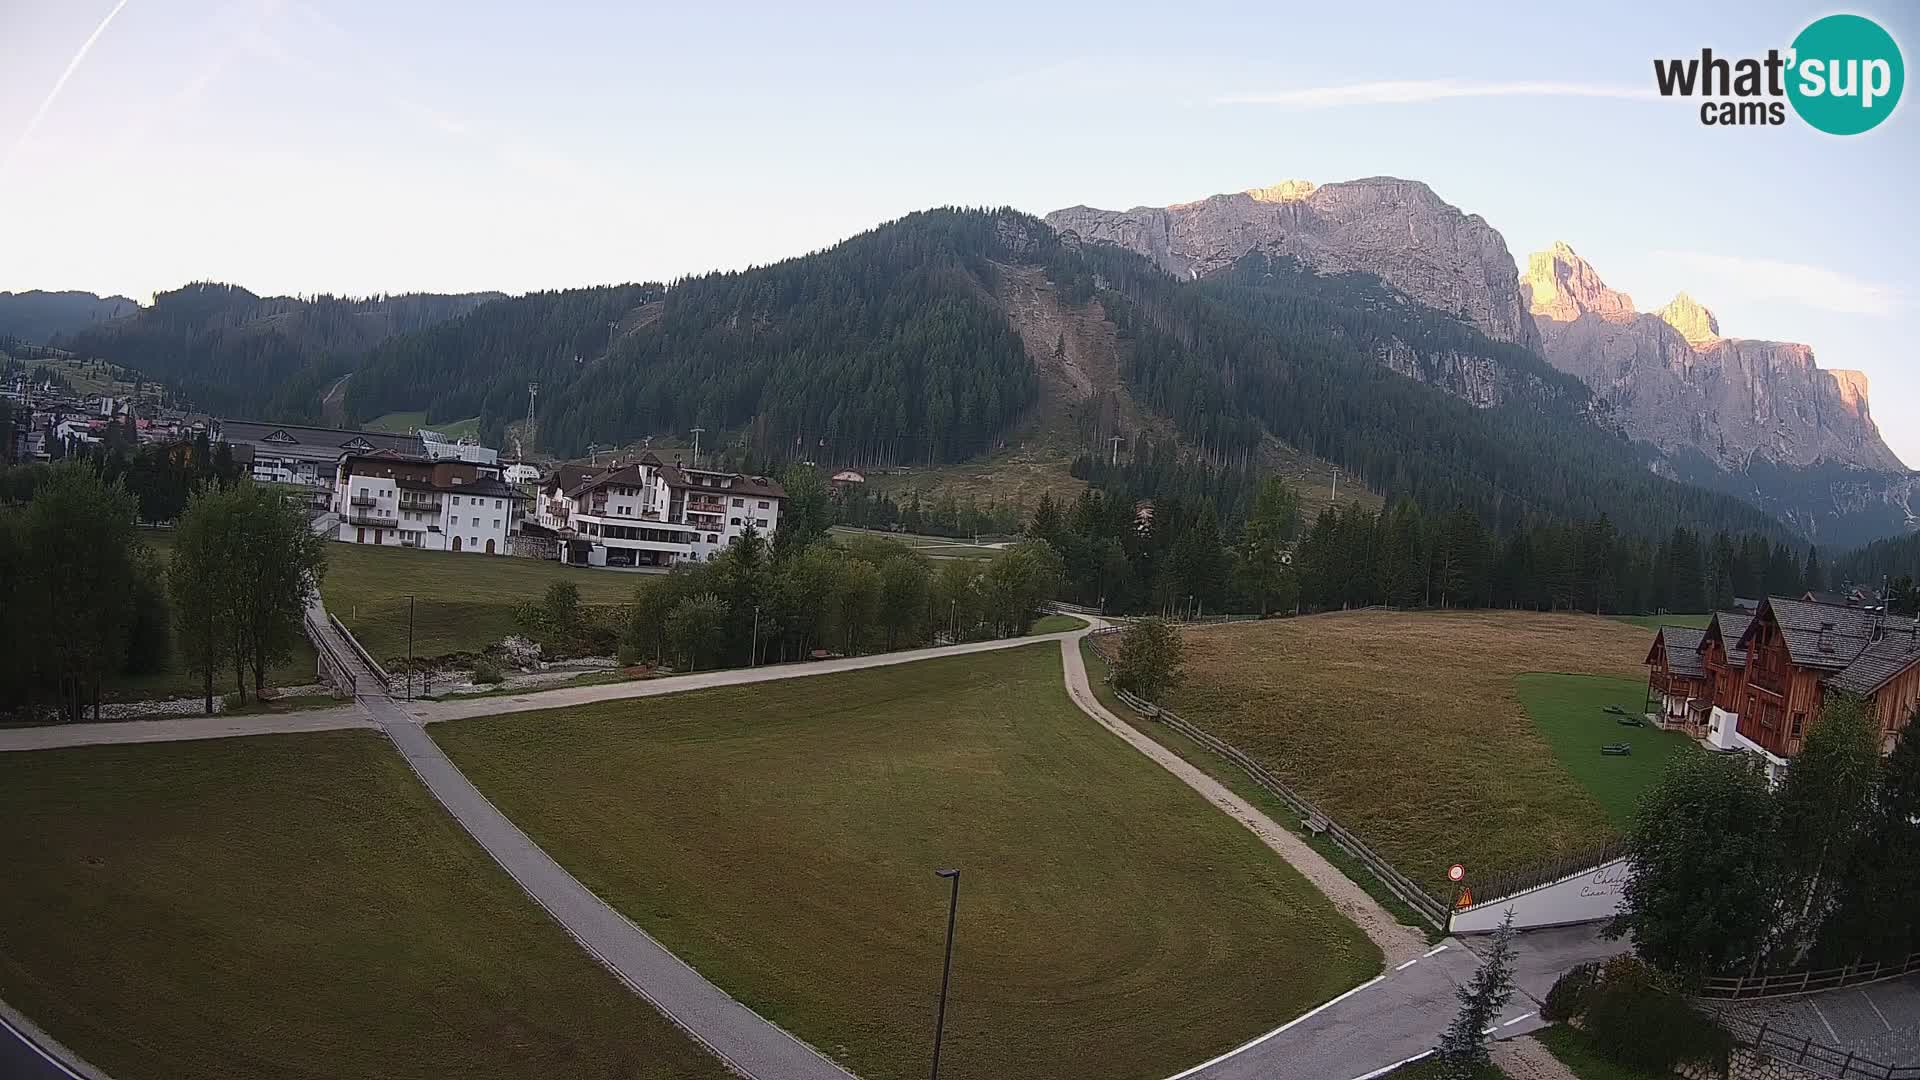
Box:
[1522,242,1905,474]
[1046,177,1539,348]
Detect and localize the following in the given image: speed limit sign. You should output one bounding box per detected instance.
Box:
[1447,863,1466,883]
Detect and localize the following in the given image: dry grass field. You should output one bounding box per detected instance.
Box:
[1168,610,1653,896]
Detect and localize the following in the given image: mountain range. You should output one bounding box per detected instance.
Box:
[2,178,1912,548]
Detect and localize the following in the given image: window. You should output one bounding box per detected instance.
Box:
[1790,713,1804,736]
[491,519,500,529]
[756,519,768,529]
[470,537,478,548]
[758,500,769,509]
[730,517,741,526]
[706,534,718,543]
[494,499,502,509]
[732,498,744,507]
[452,496,461,505]
[471,516,480,527]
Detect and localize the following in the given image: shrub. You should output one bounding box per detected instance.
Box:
[1112,618,1185,701]
[1565,956,1732,1075]
[1541,961,1600,1023]
[470,659,505,685]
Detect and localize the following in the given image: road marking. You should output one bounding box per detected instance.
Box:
[1395,957,1421,971]
[0,1011,86,1079]
[1811,998,1842,1044]
[1423,943,1450,957]
[1348,1049,1434,1080]
[1502,1011,1536,1027]
[1861,989,1894,1032]
[1162,974,1388,1080]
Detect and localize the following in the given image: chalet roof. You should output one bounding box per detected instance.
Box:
[219,419,418,457]
[564,464,645,499]
[1826,628,1920,696]
[1803,590,1852,608]
[544,463,597,494]
[1746,597,1897,671]
[1649,626,1707,678]
[1703,610,1755,669]
[662,465,785,500]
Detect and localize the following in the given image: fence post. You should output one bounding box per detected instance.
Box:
[1799,1035,1811,1064]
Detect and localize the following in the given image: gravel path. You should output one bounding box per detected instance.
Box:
[1058,636,1429,966]
[1492,1034,1582,1080]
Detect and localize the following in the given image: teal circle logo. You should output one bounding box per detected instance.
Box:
[1787,14,1904,134]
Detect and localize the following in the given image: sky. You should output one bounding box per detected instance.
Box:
[1,0,1915,463]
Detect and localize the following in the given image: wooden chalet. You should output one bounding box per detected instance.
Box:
[1648,599,1920,771]
[1644,626,1710,731]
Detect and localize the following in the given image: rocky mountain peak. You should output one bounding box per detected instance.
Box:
[1654,291,1720,346]
[1045,176,1538,346]
[1245,179,1317,203]
[1522,242,1635,322]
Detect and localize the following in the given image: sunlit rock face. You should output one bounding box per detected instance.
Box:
[1046,176,1539,348]
[1524,243,1904,472]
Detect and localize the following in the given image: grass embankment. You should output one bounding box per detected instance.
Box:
[1029,613,1088,634]
[1515,673,1695,830]
[364,411,481,439]
[1536,1025,1675,1079]
[435,643,1380,1080]
[1168,611,1651,895]
[1079,639,1443,939]
[0,732,727,1080]
[318,542,638,663]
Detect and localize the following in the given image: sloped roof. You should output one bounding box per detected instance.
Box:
[1651,626,1707,678]
[565,464,645,499]
[1703,610,1755,669]
[219,419,418,456]
[1747,597,1898,671]
[1826,629,1920,696]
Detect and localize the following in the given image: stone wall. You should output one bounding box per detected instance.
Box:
[1676,1048,1827,1080]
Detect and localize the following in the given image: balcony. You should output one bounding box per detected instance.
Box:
[349,493,379,508]
[346,509,398,527]
[402,497,443,512]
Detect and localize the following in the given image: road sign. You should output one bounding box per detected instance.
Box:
[1447,863,1466,883]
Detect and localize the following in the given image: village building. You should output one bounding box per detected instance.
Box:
[535,451,785,569]
[1648,598,1920,779]
[331,449,526,554]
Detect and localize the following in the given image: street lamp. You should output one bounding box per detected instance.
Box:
[930,868,961,1080]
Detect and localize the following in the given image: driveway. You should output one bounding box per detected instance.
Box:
[1711,975,1920,1069]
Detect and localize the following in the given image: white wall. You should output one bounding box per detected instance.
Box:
[1449,858,1629,934]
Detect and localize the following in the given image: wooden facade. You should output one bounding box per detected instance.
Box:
[1699,611,1752,715]
[1871,663,1920,754]
[1645,627,1710,729]
[1737,614,1825,758]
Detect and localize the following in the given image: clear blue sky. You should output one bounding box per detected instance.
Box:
[2,0,1914,464]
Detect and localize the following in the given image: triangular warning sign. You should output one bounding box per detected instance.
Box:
[1456,888,1474,908]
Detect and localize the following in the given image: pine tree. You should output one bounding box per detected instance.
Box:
[1437,912,1518,1077]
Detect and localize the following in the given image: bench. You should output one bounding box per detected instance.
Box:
[1601,743,1632,756]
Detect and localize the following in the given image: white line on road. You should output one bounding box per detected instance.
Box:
[1502,1011,1537,1027]
[1811,998,1842,1044]
[1162,975,1388,1080]
[1394,957,1421,971]
[1422,943,1450,957]
[1861,989,1894,1032]
[1347,1049,1434,1080]
[0,1010,85,1079]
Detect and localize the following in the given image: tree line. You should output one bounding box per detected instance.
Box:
[0,461,325,722]
[3,425,244,522]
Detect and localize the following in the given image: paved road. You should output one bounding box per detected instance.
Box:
[0,1001,100,1080]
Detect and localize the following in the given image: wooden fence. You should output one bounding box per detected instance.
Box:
[1719,1015,1920,1079]
[1084,629,1451,928]
[1703,950,1920,1001]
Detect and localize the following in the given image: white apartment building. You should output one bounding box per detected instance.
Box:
[536,451,785,568]
[332,449,526,554]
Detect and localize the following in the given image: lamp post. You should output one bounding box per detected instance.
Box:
[407,594,415,701]
[930,868,961,1080]
[751,604,761,668]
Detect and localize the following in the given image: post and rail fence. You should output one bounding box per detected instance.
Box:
[1702,950,1920,1001]
[1716,1014,1920,1079]
[1084,628,1453,929]
[303,610,359,699]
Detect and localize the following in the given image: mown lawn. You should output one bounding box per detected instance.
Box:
[1168,611,1652,896]
[1610,613,1711,631]
[365,410,481,440]
[1029,613,1088,634]
[0,731,726,1080]
[1515,673,1696,830]
[435,643,1381,1080]
[319,541,640,663]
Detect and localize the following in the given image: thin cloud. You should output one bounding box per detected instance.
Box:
[1216,79,1656,108]
[3,0,135,176]
[1652,250,1903,317]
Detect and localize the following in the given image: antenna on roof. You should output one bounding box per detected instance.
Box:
[690,426,705,469]
[525,380,540,453]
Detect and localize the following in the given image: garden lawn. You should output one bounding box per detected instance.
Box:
[1536,1025,1676,1079]
[434,643,1381,1080]
[1610,613,1711,631]
[0,731,726,1080]
[1515,673,1696,829]
[1028,613,1088,634]
[1168,611,1652,896]
[318,540,640,663]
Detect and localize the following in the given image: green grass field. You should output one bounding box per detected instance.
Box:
[319,542,640,662]
[1171,612,1651,895]
[828,525,1003,559]
[1535,1025,1674,1079]
[1029,613,1087,634]
[1610,613,1711,631]
[0,732,726,1080]
[364,411,481,440]
[1515,673,1695,830]
[435,644,1381,1080]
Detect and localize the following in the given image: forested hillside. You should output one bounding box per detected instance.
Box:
[0,290,137,345]
[53,283,496,419]
[347,210,1039,463]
